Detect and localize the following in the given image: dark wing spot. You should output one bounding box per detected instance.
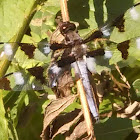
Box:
[27,66,45,84]
[83,30,103,44]
[0,77,11,90]
[57,56,76,67]
[111,14,125,32]
[56,47,77,67]
[19,43,36,58]
[87,48,105,57]
[50,43,72,51]
[117,40,130,59]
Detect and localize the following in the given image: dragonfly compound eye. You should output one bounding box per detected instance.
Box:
[60,21,76,35]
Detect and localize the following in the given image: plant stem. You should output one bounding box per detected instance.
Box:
[0,0,40,77]
[60,0,70,22]
[60,0,94,137]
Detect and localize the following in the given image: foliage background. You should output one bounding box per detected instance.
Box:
[0,0,140,140]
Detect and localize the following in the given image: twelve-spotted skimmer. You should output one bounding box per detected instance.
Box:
[0,2,140,121]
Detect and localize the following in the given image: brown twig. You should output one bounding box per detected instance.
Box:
[115,64,131,103]
[60,0,69,22]
[59,0,94,137]
[115,64,130,89]
[77,80,94,137]
[110,73,129,90]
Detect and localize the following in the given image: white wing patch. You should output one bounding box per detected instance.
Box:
[86,57,96,73]
[104,50,112,59]
[101,25,111,37]
[136,37,140,49]
[50,64,62,74]
[4,43,13,56]
[130,7,139,20]
[13,72,24,85]
[44,46,51,54]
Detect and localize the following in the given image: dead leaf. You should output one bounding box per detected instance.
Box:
[0,77,11,90]
[116,101,140,120]
[52,109,82,139]
[124,101,139,114]
[41,94,77,140]
[66,119,88,140]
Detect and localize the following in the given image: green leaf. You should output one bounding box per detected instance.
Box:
[30,0,61,40]
[95,118,140,140]
[0,93,8,140]
[0,0,41,77]
[10,92,27,126]
[17,93,46,140]
[63,101,81,113]
[99,92,125,114]
[24,94,29,106]
[132,79,140,100]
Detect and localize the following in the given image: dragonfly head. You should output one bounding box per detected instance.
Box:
[60,21,76,35]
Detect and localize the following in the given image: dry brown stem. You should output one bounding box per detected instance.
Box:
[59,0,94,138]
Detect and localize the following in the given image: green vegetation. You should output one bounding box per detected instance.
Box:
[0,0,140,139]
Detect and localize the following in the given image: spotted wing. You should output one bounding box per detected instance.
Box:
[0,40,51,63]
[83,2,140,43]
[0,66,50,91]
[0,39,53,91]
[86,37,140,73]
[0,41,68,91]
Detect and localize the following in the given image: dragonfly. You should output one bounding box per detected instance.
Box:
[0,2,140,122]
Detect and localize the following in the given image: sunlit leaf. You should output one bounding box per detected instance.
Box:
[0,93,8,140]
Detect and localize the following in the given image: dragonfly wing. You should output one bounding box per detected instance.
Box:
[83,2,140,43]
[86,37,140,73]
[0,66,49,91]
[0,41,51,64]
